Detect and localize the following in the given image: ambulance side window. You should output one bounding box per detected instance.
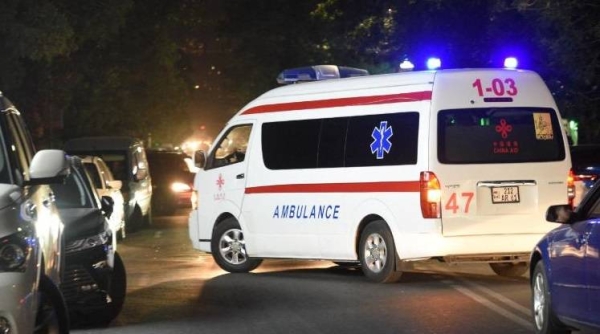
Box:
[208,125,252,169]
[262,120,320,169]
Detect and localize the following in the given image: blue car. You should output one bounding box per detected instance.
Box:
[530,183,600,333]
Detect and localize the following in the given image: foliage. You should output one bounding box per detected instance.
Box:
[1,0,599,147]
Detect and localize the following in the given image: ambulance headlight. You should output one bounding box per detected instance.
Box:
[504,57,518,69]
[426,57,441,70]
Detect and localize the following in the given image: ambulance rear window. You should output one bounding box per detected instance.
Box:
[438,107,566,164]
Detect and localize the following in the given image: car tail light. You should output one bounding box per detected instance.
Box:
[567,168,575,207]
[420,171,441,218]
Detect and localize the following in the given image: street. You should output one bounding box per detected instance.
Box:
[75,210,540,334]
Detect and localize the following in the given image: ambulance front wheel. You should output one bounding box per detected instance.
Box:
[211,218,262,273]
[359,220,402,283]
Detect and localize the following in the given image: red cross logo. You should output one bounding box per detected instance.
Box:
[216,174,225,191]
[495,119,513,139]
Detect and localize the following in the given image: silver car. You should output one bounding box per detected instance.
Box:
[0,94,70,333]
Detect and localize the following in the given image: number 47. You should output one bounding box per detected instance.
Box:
[445,192,474,214]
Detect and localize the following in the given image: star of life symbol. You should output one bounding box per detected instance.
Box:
[495,119,513,139]
[216,173,225,191]
[370,121,393,159]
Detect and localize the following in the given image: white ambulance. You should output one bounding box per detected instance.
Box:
[188,65,572,283]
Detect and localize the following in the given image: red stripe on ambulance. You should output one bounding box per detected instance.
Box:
[241,91,432,115]
[245,181,420,194]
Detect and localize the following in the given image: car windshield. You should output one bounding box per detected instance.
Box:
[147,152,190,175]
[52,169,95,209]
[84,162,103,189]
[93,152,128,181]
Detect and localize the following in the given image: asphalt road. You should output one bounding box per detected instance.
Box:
[73,210,544,334]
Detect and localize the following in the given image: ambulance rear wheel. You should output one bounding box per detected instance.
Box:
[211,218,262,273]
[359,220,402,283]
[489,262,528,277]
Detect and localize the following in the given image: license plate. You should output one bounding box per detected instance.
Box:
[491,186,520,204]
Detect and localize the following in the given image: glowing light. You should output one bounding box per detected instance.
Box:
[426,57,441,70]
[399,60,414,71]
[504,57,518,69]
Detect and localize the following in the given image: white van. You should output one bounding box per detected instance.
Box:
[188,66,572,283]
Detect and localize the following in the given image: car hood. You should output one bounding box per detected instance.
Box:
[59,208,107,241]
[0,184,25,238]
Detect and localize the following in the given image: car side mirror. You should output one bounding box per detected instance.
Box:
[27,149,70,185]
[194,150,207,169]
[545,204,574,224]
[101,195,114,218]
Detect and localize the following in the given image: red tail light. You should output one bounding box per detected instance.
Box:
[420,171,441,218]
[567,168,575,208]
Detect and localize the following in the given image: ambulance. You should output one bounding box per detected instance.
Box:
[188,65,572,283]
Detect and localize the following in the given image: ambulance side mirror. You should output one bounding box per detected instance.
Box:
[193,150,207,169]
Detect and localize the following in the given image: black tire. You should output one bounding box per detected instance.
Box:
[211,218,262,273]
[126,206,143,232]
[88,252,127,327]
[143,205,153,227]
[35,274,69,334]
[489,262,528,277]
[358,220,402,283]
[531,261,570,334]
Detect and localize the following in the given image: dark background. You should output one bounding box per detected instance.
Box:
[0,0,597,149]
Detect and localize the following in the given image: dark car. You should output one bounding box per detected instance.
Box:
[530,180,600,333]
[51,156,126,327]
[146,150,194,215]
[569,144,600,207]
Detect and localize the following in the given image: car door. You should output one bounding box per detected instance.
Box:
[550,219,589,321]
[584,219,600,324]
[200,123,253,233]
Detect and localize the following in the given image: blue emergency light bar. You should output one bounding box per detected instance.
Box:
[276,65,369,84]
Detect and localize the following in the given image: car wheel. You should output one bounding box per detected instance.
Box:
[489,262,528,277]
[34,274,69,334]
[143,205,153,227]
[359,220,402,283]
[126,206,143,232]
[531,261,570,334]
[211,218,262,273]
[90,252,127,327]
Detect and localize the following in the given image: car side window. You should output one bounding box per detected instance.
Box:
[207,125,252,169]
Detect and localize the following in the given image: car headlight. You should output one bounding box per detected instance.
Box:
[65,231,111,254]
[0,233,33,272]
[170,181,192,193]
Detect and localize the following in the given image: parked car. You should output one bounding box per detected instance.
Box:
[569,144,600,207]
[530,180,600,333]
[146,149,194,215]
[0,93,70,333]
[51,156,127,327]
[81,155,126,239]
[64,136,153,231]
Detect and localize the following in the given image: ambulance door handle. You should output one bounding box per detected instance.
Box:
[236,173,245,179]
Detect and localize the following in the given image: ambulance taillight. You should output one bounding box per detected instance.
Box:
[567,168,576,208]
[420,171,441,218]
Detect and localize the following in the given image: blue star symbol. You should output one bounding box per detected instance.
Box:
[370,121,393,159]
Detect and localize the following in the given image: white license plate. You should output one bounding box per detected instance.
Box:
[491,186,520,204]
